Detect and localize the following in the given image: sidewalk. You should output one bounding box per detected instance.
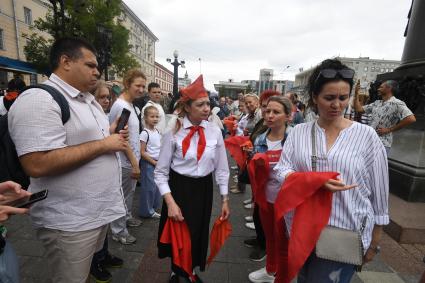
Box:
[3,169,424,283]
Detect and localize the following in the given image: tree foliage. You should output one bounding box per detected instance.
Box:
[23,0,139,77]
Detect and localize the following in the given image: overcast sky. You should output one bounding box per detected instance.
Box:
[123,0,411,91]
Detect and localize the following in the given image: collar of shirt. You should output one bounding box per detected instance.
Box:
[49,73,95,103]
[182,116,208,129]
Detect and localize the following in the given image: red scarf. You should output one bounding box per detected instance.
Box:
[224,136,252,169]
[182,126,206,161]
[207,218,232,265]
[274,172,338,283]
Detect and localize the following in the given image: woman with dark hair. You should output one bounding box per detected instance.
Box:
[275,59,389,283]
[155,75,230,283]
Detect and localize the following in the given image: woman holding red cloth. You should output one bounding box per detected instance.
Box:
[274,59,389,283]
[248,96,293,283]
[154,75,230,283]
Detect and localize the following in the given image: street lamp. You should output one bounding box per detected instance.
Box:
[97,25,112,81]
[166,50,185,98]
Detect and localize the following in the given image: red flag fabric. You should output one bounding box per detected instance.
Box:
[224,136,252,169]
[181,126,206,161]
[207,218,232,265]
[223,117,237,136]
[159,219,196,281]
[247,153,270,210]
[274,172,339,283]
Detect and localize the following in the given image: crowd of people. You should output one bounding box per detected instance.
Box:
[0,36,418,283]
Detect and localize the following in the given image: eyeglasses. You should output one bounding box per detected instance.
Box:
[315,68,355,86]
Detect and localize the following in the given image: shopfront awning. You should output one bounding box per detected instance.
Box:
[0,56,38,74]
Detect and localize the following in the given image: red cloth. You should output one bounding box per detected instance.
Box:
[224,136,252,169]
[259,202,279,274]
[274,172,338,283]
[207,218,232,265]
[180,75,208,102]
[182,126,206,161]
[247,153,270,210]
[159,219,195,281]
[223,117,237,136]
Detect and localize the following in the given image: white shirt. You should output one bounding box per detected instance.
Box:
[236,114,249,136]
[8,73,125,231]
[140,127,161,160]
[0,96,7,116]
[142,100,166,134]
[109,98,140,168]
[154,116,230,196]
[274,121,389,250]
[265,138,283,203]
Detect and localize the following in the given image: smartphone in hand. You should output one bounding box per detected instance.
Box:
[115,108,131,133]
[6,190,48,208]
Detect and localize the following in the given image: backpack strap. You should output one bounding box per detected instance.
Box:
[141,129,150,145]
[21,85,70,124]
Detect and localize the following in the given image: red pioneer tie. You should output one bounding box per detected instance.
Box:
[182,126,206,161]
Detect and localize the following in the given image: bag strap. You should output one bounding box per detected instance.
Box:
[311,123,317,172]
[133,104,143,133]
[142,129,149,145]
[21,85,70,124]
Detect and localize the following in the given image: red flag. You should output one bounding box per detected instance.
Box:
[159,219,196,281]
[247,153,270,210]
[223,117,237,136]
[274,172,338,283]
[207,218,232,265]
[224,136,252,169]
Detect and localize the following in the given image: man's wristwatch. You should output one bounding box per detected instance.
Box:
[369,244,381,254]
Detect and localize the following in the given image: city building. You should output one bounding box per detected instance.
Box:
[178,71,191,89]
[0,0,51,88]
[258,68,274,94]
[272,80,294,94]
[214,79,249,98]
[154,61,173,94]
[0,0,157,88]
[119,2,158,83]
[293,56,401,102]
[241,80,259,93]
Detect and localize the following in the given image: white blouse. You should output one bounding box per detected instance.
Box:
[154,116,230,196]
[274,121,389,250]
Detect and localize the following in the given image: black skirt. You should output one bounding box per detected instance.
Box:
[157,169,213,271]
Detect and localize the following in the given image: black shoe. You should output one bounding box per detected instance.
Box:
[90,263,112,283]
[169,274,179,283]
[100,253,124,268]
[249,247,266,262]
[193,273,204,283]
[244,237,258,248]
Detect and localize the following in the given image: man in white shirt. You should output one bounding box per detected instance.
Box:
[8,37,128,282]
[142,82,166,134]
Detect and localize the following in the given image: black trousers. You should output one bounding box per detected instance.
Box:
[253,204,266,249]
[158,169,213,273]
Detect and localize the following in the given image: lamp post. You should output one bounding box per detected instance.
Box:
[167,50,185,98]
[96,25,112,81]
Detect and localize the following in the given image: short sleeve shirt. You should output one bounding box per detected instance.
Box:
[7,73,126,231]
[140,128,161,160]
[363,96,413,147]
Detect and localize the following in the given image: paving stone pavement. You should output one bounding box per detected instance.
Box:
[3,166,424,283]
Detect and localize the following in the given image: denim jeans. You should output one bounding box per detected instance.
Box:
[0,241,20,283]
[297,253,356,283]
[139,159,161,217]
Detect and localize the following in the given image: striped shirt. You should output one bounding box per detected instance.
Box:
[274,121,389,250]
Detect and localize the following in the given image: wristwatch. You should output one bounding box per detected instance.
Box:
[369,244,381,254]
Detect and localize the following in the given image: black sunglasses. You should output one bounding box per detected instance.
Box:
[315,68,355,86]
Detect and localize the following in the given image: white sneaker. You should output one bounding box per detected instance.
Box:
[244,203,253,209]
[112,233,137,245]
[231,165,238,170]
[245,216,253,222]
[248,267,275,283]
[245,222,255,230]
[151,212,161,219]
[243,198,252,205]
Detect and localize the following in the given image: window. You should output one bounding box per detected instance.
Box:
[364,67,368,71]
[24,7,32,25]
[0,29,4,50]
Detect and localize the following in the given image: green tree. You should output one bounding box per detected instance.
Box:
[23,0,140,77]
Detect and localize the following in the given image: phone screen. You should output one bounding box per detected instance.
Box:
[6,190,48,208]
[115,108,131,133]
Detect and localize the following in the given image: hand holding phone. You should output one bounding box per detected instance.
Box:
[115,108,131,133]
[5,190,48,208]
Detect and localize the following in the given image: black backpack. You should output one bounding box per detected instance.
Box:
[0,84,70,188]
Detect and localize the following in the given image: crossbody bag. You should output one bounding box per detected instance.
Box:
[311,123,365,266]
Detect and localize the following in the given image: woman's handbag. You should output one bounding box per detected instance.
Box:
[310,123,364,266]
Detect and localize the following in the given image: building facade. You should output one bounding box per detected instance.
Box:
[178,71,191,89]
[120,2,158,83]
[0,0,50,89]
[154,61,173,94]
[294,56,401,102]
[214,79,249,99]
[258,68,274,94]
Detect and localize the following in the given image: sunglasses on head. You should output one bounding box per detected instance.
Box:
[318,68,355,80]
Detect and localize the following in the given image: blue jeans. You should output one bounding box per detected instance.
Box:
[297,253,356,283]
[0,241,19,283]
[139,159,161,217]
[385,146,391,156]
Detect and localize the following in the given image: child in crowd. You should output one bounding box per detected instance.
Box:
[139,106,162,218]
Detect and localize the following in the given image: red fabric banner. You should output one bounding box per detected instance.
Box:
[207,218,232,265]
[224,136,252,169]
